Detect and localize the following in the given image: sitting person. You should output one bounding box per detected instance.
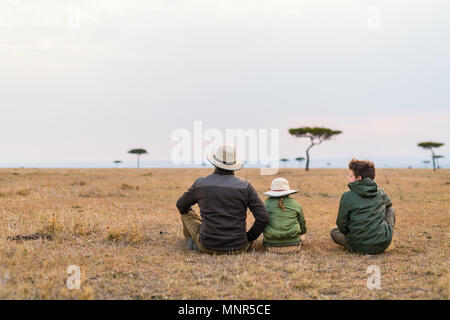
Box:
[176,145,269,254]
[262,178,307,253]
[331,159,396,254]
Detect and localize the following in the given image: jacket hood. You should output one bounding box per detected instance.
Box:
[348,178,379,198]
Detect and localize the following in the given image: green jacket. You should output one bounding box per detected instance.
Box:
[337,178,393,254]
[263,197,307,247]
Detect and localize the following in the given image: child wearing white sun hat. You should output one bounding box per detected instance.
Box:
[262,178,307,252]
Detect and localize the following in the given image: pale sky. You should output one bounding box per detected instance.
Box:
[1,0,449,166]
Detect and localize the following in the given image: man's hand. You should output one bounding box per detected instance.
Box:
[300,234,307,242]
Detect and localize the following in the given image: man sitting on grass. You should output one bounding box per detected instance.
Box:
[331,159,396,254]
[176,145,269,254]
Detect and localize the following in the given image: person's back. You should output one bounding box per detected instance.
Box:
[331,159,395,254]
[262,178,307,251]
[186,169,266,251]
[263,197,306,247]
[176,145,269,254]
[338,178,393,254]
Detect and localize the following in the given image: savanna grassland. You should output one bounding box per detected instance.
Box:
[0,168,448,300]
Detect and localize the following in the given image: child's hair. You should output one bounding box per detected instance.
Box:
[348,159,376,179]
[278,197,286,211]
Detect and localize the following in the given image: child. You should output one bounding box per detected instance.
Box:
[331,159,396,254]
[262,178,307,252]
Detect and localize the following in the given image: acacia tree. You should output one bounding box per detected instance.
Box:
[128,148,148,168]
[280,158,289,168]
[295,157,305,168]
[113,160,123,168]
[289,127,342,171]
[417,142,444,171]
[433,155,444,169]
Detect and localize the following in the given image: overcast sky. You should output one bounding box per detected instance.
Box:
[1,0,449,166]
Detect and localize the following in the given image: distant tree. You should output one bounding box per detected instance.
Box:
[417,142,444,171]
[113,160,123,168]
[280,158,289,168]
[128,148,148,168]
[289,127,342,171]
[433,155,444,169]
[295,157,305,168]
[422,160,430,168]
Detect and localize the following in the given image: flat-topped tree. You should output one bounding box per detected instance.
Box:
[128,148,148,169]
[289,127,342,171]
[113,160,123,168]
[433,155,444,169]
[280,158,289,168]
[295,157,305,168]
[417,142,444,171]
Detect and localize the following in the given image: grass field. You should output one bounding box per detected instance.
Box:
[0,168,448,300]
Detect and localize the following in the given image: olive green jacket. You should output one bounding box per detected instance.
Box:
[337,178,394,254]
[263,197,307,247]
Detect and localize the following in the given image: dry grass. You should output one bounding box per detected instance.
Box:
[0,168,448,300]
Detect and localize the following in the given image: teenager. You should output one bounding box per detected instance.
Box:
[331,159,396,254]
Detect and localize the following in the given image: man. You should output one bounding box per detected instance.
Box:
[331,159,396,254]
[176,145,269,254]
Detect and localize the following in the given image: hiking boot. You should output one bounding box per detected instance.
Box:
[186,237,198,251]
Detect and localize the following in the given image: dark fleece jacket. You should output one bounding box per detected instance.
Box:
[176,168,269,251]
[337,178,394,254]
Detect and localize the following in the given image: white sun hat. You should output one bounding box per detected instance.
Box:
[207,145,244,171]
[263,178,298,197]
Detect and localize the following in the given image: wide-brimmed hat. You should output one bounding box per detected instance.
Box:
[207,145,243,171]
[264,178,298,197]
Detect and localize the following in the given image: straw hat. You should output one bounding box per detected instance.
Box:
[207,145,243,171]
[263,178,298,197]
